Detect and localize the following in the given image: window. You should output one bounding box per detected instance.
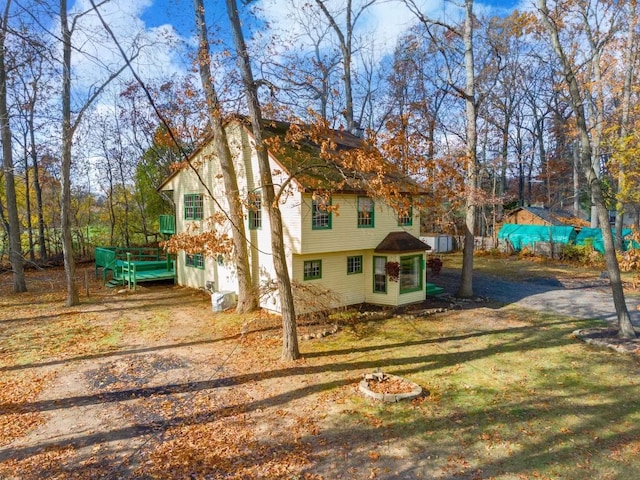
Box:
[347,255,363,274]
[304,260,322,280]
[248,193,262,230]
[357,196,374,228]
[312,197,331,229]
[373,256,386,293]
[398,206,413,226]
[186,253,205,269]
[400,255,423,293]
[184,193,203,220]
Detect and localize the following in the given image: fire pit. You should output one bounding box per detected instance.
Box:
[359,372,423,403]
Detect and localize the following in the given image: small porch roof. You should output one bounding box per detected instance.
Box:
[374,232,431,253]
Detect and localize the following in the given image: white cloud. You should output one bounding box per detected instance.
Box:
[253,0,521,62]
[65,0,188,93]
[254,0,425,60]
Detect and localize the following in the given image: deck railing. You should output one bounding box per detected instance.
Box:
[94,246,165,284]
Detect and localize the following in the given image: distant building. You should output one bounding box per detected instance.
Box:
[503,206,589,228]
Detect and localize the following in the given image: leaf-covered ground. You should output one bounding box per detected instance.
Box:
[2,263,640,479]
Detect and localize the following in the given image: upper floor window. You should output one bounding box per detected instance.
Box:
[312,196,332,229]
[357,196,374,228]
[186,253,205,269]
[184,193,203,220]
[248,193,262,230]
[398,206,413,226]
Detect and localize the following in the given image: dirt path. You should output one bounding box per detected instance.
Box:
[3,267,393,478]
[0,271,253,478]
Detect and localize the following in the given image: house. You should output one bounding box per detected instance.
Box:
[503,206,589,228]
[158,118,430,312]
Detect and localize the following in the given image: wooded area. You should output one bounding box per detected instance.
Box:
[2,0,640,341]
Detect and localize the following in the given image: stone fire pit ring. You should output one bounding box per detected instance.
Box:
[359,372,423,403]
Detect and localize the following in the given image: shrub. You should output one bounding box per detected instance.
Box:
[426,257,443,274]
[558,243,602,265]
[620,228,640,273]
[519,246,535,258]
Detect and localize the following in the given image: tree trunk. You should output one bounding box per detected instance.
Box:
[615,0,637,250]
[500,108,511,198]
[0,0,27,293]
[22,133,35,262]
[573,141,580,215]
[457,0,477,299]
[314,0,356,131]
[586,47,604,229]
[118,160,131,247]
[225,0,300,360]
[194,0,257,313]
[590,174,634,337]
[539,0,635,338]
[60,0,79,306]
[30,115,47,260]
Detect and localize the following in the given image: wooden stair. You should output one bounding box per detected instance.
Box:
[105,278,123,288]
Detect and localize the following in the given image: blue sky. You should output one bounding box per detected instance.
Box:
[139,0,252,42]
[139,0,525,41]
[64,0,526,101]
[139,0,195,37]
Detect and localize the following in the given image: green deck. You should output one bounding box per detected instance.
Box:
[96,247,176,289]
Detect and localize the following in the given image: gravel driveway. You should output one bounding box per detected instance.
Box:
[433,267,640,325]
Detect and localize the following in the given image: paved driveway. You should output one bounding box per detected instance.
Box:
[434,268,640,325]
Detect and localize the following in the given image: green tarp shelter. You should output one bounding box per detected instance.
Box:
[575,227,633,253]
[498,224,577,251]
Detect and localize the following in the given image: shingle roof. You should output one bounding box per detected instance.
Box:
[374,232,431,253]
[506,206,589,227]
[254,118,419,194]
[158,116,423,195]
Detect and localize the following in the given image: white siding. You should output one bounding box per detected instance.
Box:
[299,193,421,255]
[179,252,205,290]
[292,251,368,310]
[363,253,427,306]
[161,122,426,311]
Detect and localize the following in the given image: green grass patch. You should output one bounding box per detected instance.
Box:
[441,251,626,283]
[301,305,640,479]
[97,317,126,349]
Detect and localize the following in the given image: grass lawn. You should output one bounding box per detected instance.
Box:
[1,263,640,479]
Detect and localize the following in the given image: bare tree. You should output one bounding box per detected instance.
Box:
[17,50,51,260]
[225,0,300,361]
[313,0,376,132]
[260,3,341,121]
[59,0,130,306]
[405,0,480,297]
[0,0,27,292]
[193,0,258,313]
[538,0,635,338]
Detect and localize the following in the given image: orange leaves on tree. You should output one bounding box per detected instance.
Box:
[163,215,234,258]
